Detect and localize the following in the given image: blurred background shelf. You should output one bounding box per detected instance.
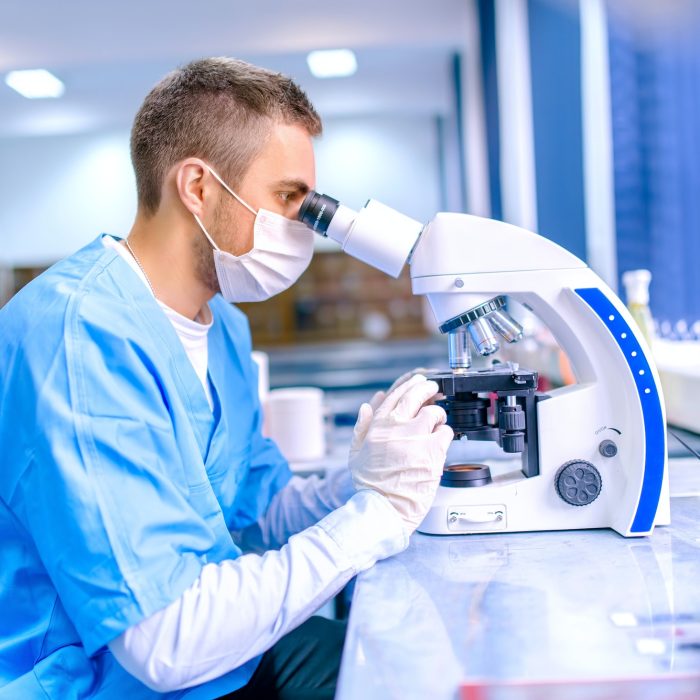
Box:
[237,252,431,346]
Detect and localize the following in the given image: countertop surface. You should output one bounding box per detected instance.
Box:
[336,470,700,700]
[263,339,700,696]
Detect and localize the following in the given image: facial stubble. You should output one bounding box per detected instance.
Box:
[192,199,242,296]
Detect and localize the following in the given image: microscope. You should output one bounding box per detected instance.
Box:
[298,193,670,538]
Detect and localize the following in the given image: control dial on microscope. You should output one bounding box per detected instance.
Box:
[554,460,602,506]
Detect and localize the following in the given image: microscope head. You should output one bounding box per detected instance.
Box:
[298,191,526,371]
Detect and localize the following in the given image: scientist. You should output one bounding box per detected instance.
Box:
[0,57,453,699]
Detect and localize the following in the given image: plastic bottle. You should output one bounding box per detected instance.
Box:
[621,269,655,346]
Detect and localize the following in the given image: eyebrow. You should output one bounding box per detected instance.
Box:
[272,179,311,194]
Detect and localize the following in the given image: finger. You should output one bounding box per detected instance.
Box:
[412,404,447,433]
[350,403,373,451]
[393,380,440,420]
[374,373,426,417]
[369,368,419,413]
[385,366,428,394]
[369,390,386,412]
[386,366,436,395]
[433,423,455,455]
[386,369,414,394]
[423,390,445,407]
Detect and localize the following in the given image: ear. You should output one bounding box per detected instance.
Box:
[175,159,212,217]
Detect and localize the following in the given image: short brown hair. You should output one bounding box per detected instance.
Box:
[130,57,322,215]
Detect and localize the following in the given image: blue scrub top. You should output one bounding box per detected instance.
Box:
[0,236,292,699]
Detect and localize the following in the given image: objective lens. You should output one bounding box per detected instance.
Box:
[488,309,523,343]
[298,191,340,236]
[448,327,472,370]
[468,316,500,356]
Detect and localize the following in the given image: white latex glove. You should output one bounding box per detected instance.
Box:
[368,367,439,411]
[349,374,454,533]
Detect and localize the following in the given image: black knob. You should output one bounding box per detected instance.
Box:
[440,463,492,488]
[555,460,602,506]
[501,432,525,453]
[499,405,526,431]
[598,439,618,458]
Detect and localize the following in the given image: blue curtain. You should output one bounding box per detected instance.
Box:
[609,20,700,337]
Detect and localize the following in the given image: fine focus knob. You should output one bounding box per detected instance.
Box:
[598,439,618,458]
[555,460,602,506]
[501,432,525,453]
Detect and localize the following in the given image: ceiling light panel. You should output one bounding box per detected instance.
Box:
[5,69,65,99]
[307,49,357,78]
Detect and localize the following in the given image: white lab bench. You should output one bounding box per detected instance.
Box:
[335,457,700,700]
[263,338,700,697]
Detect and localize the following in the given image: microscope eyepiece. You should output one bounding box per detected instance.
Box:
[296,189,424,277]
[298,191,340,236]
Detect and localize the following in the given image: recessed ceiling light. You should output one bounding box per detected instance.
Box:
[5,69,65,99]
[306,49,357,79]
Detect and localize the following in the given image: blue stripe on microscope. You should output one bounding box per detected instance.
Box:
[575,287,665,533]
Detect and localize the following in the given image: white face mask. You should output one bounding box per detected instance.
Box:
[193,166,315,303]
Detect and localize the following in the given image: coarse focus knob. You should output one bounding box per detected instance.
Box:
[499,405,526,431]
[555,460,602,506]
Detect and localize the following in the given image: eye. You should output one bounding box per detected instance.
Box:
[278,191,293,203]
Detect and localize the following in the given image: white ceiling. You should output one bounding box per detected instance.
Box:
[0,0,472,138]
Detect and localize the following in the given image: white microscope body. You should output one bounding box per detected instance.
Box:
[297,195,670,538]
[410,214,669,537]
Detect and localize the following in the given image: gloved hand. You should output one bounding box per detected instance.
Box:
[349,374,454,533]
[368,367,439,411]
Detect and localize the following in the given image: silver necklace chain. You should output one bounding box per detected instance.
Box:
[124,238,156,297]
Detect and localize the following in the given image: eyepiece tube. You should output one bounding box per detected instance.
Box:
[296,189,424,278]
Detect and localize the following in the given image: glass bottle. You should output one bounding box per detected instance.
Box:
[621,269,655,347]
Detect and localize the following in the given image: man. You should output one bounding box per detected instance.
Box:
[0,58,452,698]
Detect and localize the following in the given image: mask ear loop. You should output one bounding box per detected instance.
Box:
[193,214,221,251]
[206,166,258,217]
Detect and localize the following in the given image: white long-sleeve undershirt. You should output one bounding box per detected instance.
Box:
[108,484,407,693]
[233,462,356,552]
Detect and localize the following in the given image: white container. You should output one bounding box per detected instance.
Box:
[655,339,700,433]
[250,350,270,402]
[266,387,326,462]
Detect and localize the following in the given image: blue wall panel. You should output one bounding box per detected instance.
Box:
[609,21,700,331]
[528,0,587,260]
[477,0,503,222]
